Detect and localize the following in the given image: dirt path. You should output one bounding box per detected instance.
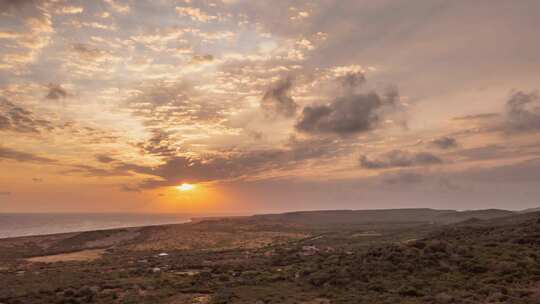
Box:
[26,249,105,263]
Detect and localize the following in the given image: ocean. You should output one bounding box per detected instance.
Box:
[0,213,191,239]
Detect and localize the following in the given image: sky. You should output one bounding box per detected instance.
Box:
[1,0,540,214]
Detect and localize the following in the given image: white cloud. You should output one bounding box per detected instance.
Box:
[56,6,83,15]
[176,7,217,23]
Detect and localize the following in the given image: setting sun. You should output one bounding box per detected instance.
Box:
[177,183,196,192]
[2,0,540,302]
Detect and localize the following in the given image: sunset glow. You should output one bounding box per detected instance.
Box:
[177,183,195,192]
[0,0,540,214]
[2,2,540,303]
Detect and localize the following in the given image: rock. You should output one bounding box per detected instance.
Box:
[76,286,96,298]
[152,267,161,273]
[89,286,100,293]
[301,245,320,256]
[64,288,76,296]
[398,286,423,297]
[435,292,454,303]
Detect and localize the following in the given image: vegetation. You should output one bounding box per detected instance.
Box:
[0,209,539,303]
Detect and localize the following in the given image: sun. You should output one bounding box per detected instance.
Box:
[177,183,196,192]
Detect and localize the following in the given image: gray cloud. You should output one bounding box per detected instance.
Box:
[260,76,298,118]
[452,113,499,121]
[0,146,56,163]
[246,130,264,140]
[450,90,540,136]
[0,98,53,134]
[138,148,302,189]
[452,141,540,163]
[122,136,350,189]
[438,177,464,192]
[72,43,108,61]
[120,184,141,192]
[456,145,507,161]
[455,157,540,183]
[382,171,424,185]
[128,84,189,109]
[96,154,116,163]
[126,82,224,128]
[0,114,9,130]
[45,83,67,100]
[504,90,540,133]
[360,150,443,169]
[337,71,366,91]
[430,136,458,149]
[295,88,398,136]
[136,130,178,158]
[61,164,132,177]
[0,0,36,11]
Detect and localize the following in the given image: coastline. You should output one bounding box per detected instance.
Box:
[0,213,193,240]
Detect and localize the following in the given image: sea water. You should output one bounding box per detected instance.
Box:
[0,213,191,239]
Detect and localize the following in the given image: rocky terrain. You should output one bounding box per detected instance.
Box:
[0,209,539,303]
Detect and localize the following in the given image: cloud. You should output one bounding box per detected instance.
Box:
[45,83,67,99]
[120,184,141,192]
[190,54,214,64]
[123,136,348,189]
[449,90,540,137]
[246,130,263,140]
[137,155,241,189]
[0,114,9,129]
[95,154,116,163]
[68,21,116,31]
[290,10,310,21]
[456,145,506,161]
[71,43,109,61]
[0,1,54,70]
[0,146,56,163]
[337,71,366,91]
[359,150,443,169]
[461,157,540,183]
[128,82,192,108]
[438,177,464,192]
[0,0,36,11]
[450,90,540,136]
[296,88,398,136]
[176,6,217,22]
[0,98,52,133]
[293,71,401,136]
[430,136,458,149]
[61,164,131,177]
[452,113,499,121]
[260,76,298,118]
[454,142,540,162]
[125,81,224,127]
[504,90,540,133]
[104,0,130,14]
[56,5,84,15]
[0,191,10,196]
[383,171,424,185]
[136,130,179,158]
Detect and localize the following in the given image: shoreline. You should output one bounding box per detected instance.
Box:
[0,218,193,240]
[0,215,250,241]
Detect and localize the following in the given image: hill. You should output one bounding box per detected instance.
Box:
[254,208,514,225]
[0,209,538,303]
